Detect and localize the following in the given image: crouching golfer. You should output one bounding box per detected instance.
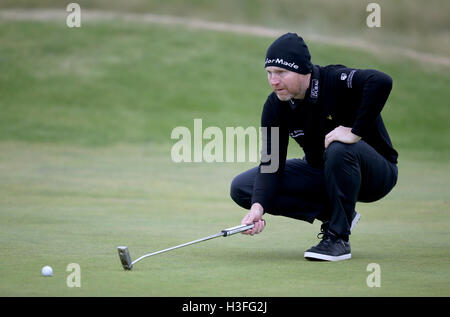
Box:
[230,33,398,261]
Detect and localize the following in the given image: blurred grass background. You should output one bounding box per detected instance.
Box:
[0,0,449,297]
[0,15,449,158]
[2,0,449,56]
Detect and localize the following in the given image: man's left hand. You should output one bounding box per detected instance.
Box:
[325,126,361,148]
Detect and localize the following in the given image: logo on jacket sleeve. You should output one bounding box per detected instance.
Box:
[340,70,357,88]
[347,69,357,88]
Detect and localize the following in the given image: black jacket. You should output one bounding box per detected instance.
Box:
[252,64,398,209]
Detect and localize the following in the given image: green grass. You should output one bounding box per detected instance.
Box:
[1,0,449,56]
[1,20,449,156]
[0,18,449,296]
[0,142,449,296]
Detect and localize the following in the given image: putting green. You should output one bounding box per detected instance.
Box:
[0,142,449,296]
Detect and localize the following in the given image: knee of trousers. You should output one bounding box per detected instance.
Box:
[229,175,251,209]
[324,141,358,170]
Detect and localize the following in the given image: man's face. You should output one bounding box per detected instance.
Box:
[265,66,309,101]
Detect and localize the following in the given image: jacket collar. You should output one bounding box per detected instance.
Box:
[288,65,320,109]
[305,64,320,104]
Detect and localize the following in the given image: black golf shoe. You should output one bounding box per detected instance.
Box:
[304,230,351,261]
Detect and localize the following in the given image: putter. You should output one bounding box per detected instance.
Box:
[118,223,258,270]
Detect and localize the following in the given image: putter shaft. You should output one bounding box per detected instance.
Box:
[118,223,256,270]
[132,231,224,265]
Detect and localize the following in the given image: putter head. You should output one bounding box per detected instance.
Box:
[117,246,133,270]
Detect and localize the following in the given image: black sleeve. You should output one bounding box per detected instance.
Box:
[336,68,393,137]
[251,95,289,211]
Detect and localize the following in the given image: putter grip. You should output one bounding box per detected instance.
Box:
[222,223,255,237]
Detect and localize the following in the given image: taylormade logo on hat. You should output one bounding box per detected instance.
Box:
[265,58,299,70]
[264,33,312,75]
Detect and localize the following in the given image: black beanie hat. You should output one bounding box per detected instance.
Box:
[264,33,312,74]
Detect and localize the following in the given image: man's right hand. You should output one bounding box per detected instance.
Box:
[241,203,266,235]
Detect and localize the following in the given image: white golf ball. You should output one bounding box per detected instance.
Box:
[41,266,53,276]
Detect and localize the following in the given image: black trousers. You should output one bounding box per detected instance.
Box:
[230,141,398,238]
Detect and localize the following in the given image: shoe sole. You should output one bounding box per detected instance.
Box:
[304,251,351,261]
[350,212,360,231]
